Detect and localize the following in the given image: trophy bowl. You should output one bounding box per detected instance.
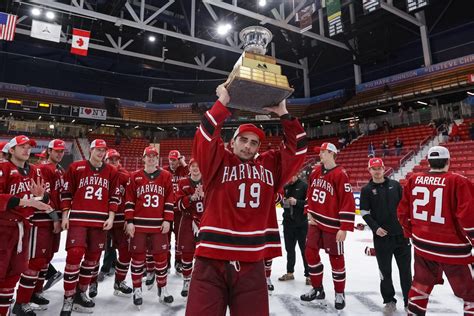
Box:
[239,26,273,55]
[226,26,294,113]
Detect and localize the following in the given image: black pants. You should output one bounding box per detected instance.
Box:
[373,234,412,306]
[283,223,309,276]
[100,233,117,273]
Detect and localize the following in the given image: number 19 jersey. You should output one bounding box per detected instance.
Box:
[397,171,474,264]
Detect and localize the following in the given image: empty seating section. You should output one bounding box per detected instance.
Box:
[458,118,474,141]
[121,107,201,124]
[159,138,194,167]
[87,134,149,171]
[406,139,474,186]
[338,125,435,190]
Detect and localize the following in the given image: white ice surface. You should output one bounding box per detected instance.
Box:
[33,209,462,315]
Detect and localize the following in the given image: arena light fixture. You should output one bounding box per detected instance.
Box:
[258,0,267,7]
[148,35,156,42]
[31,8,41,16]
[217,23,232,36]
[340,116,358,122]
[416,101,427,105]
[320,119,331,124]
[467,91,474,96]
[376,108,387,113]
[45,11,55,20]
[71,119,76,123]
[49,124,55,130]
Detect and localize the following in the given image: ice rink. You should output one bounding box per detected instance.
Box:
[34,209,463,315]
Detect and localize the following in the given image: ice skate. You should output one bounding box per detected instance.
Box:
[300,286,325,301]
[335,292,345,311]
[266,277,274,295]
[72,291,95,314]
[113,280,132,297]
[133,287,143,310]
[181,279,190,297]
[12,303,36,316]
[59,296,73,316]
[145,272,155,290]
[29,293,49,311]
[88,281,98,299]
[158,286,174,304]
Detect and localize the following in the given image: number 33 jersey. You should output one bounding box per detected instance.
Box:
[397,171,474,264]
[60,160,120,228]
[124,168,174,233]
[306,165,356,234]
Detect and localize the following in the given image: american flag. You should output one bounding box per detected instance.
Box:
[0,12,17,41]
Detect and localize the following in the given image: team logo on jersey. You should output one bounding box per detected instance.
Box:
[98,243,104,249]
[76,166,85,171]
[372,189,377,195]
[42,249,46,254]
[133,246,136,250]
[162,244,167,250]
[71,239,75,244]
[135,177,143,180]
[10,170,18,175]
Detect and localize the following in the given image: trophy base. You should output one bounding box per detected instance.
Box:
[226,77,294,114]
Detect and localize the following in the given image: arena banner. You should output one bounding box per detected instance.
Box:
[363,0,381,14]
[297,3,316,32]
[287,89,345,106]
[78,106,107,120]
[326,0,343,37]
[356,54,474,93]
[406,0,429,12]
[0,138,73,154]
[0,82,104,106]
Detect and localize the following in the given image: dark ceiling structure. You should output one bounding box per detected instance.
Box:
[0,0,472,104]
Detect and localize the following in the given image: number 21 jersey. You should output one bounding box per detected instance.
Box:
[397,171,474,264]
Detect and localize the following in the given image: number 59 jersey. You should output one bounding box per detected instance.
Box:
[306,165,356,234]
[397,171,474,264]
[60,160,120,228]
[124,168,175,234]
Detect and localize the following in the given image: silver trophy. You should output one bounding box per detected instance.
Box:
[239,26,273,55]
[225,26,293,113]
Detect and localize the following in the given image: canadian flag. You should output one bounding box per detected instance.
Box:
[71,28,90,56]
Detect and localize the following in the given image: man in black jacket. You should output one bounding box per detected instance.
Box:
[360,158,412,313]
[278,173,310,285]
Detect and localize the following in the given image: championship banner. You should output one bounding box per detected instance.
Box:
[363,0,381,14]
[326,0,342,37]
[406,0,429,12]
[31,19,61,43]
[297,4,316,32]
[78,106,107,120]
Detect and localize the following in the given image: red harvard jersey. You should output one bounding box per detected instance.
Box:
[114,167,131,227]
[124,168,174,233]
[397,171,474,264]
[0,161,43,221]
[193,100,307,262]
[60,160,120,228]
[176,177,204,225]
[306,165,356,233]
[164,165,189,193]
[33,162,65,226]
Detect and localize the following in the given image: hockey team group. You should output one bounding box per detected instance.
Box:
[0,84,472,316]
